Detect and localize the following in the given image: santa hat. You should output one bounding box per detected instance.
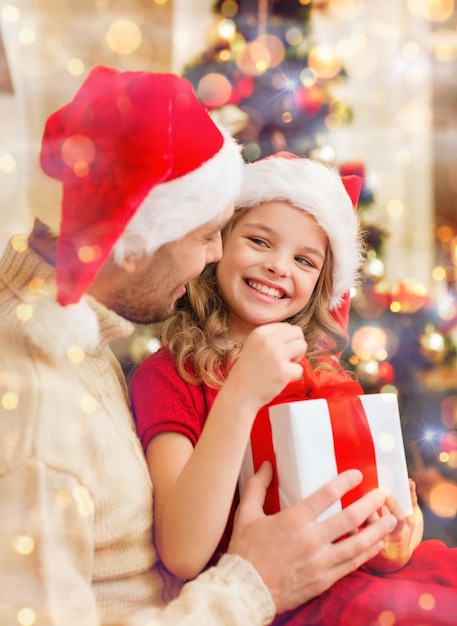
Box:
[38,65,243,305]
[24,66,243,357]
[235,152,363,310]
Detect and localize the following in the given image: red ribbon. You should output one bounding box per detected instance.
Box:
[250,358,379,515]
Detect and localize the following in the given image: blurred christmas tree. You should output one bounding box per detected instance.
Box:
[183,0,351,162]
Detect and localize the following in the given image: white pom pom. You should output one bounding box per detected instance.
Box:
[23,292,100,360]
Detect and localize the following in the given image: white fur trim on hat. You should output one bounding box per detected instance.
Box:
[22,291,100,360]
[113,126,243,264]
[236,157,362,309]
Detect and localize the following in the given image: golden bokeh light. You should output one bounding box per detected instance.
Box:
[16,303,33,322]
[80,395,98,414]
[408,0,454,22]
[197,73,232,108]
[73,485,95,517]
[61,135,96,169]
[13,535,35,555]
[17,608,36,626]
[67,58,85,76]
[105,20,143,55]
[18,27,36,46]
[419,592,436,611]
[67,345,85,364]
[352,326,389,361]
[428,480,457,517]
[1,4,20,22]
[77,245,102,264]
[378,609,396,626]
[11,235,28,253]
[1,391,18,410]
[308,44,342,79]
[0,154,16,173]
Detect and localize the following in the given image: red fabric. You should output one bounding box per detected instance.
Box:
[41,66,225,305]
[274,540,457,625]
[250,358,378,514]
[130,347,235,562]
[130,347,218,451]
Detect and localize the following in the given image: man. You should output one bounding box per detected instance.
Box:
[0,66,395,626]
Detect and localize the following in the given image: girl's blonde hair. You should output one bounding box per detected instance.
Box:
[159,206,349,388]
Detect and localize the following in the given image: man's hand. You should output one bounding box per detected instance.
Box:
[228,462,397,613]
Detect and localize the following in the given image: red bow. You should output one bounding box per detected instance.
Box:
[250,358,378,514]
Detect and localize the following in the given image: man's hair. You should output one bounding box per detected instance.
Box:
[159,208,348,388]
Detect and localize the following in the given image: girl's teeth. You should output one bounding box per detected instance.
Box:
[247,280,282,299]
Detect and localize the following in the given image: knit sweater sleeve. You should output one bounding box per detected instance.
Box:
[119,555,275,626]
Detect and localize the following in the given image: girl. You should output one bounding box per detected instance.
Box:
[130,153,423,584]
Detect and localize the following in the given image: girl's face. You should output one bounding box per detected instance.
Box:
[216,200,328,341]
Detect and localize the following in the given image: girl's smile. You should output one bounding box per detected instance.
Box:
[216,200,328,341]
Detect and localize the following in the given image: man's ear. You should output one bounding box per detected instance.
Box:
[121,254,138,273]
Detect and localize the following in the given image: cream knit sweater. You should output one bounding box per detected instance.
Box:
[0,239,275,626]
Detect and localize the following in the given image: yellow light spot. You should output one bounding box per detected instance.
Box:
[390,301,401,313]
[221,0,238,18]
[28,278,45,294]
[18,27,36,45]
[67,58,85,76]
[2,5,20,23]
[387,199,404,217]
[308,44,342,79]
[154,0,168,4]
[0,154,16,173]
[56,490,73,509]
[11,235,28,253]
[429,481,457,517]
[197,73,232,108]
[67,345,85,364]
[433,266,446,281]
[61,135,96,169]
[281,112,292,123]
[77,245,102,263]
[219,49,231,61]
[218,18,236,39]
[377,432,396,452]
[419,592,436,610]
[105,20,142,55]
[73,161,90,177]
[17,607,36,626]
[1,392,18,410]
[73,485,94,517]
[16,303,33,322]
[13,535,35,555]
[80,395,97,414]
[378,609,395,625]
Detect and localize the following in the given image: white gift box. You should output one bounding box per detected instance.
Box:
[239,393,412,522]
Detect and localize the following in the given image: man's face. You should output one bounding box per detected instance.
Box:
[102,202,234,324]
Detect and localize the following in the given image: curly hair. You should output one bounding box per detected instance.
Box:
[159,207,349,388]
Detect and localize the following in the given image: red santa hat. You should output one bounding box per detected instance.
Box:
[24,66,243,358]
[39,65,243,306]
[235,151,363,310]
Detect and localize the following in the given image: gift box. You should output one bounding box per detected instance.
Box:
[239,360,412,522]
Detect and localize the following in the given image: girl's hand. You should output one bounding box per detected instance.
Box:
[364,479,424,573]
[222,322,307,414]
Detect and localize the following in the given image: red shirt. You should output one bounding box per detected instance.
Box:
[130,347,236,564]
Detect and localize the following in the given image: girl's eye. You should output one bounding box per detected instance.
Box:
[296,256,313,267]
[248,236,268,247]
